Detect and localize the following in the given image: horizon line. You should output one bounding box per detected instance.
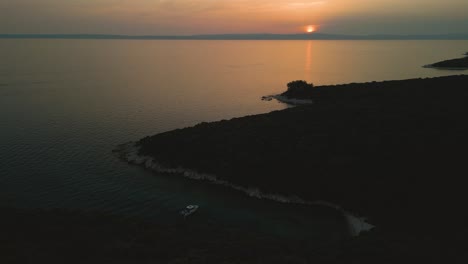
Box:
[1,32,468,40]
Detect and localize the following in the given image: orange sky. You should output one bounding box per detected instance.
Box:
[1,0,468,35]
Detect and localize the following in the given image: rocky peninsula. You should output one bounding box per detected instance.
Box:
[424,54,468,69]
[116,75,468,262]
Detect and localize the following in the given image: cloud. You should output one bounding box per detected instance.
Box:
[287,1,327,8]
[0,0,467,35]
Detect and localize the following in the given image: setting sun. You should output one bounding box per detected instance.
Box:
[306,25,316,33]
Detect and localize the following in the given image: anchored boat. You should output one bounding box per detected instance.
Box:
[180,205,199,218]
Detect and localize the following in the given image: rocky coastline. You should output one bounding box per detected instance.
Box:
[114,142,374,237]
[261,94,313,105]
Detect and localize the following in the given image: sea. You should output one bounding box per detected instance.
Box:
[1,39,467,242]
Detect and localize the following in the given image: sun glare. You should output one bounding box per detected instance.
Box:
[306,25,315,33]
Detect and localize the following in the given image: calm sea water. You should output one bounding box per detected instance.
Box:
[1,39,467,241]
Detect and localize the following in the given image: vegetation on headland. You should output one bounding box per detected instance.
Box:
[281,80,315,99]
[425,55,468,69]
[133,75,468,261]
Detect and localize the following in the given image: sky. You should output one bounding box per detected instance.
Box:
[1,0,468,35]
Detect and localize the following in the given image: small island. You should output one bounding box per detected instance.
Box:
[424,54,468,69]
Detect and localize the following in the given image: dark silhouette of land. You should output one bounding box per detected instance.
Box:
[2,33,468,40]
[425,55,468,69]
[135,75,468,220]
[119,75,468,262]
[282,80,315,98]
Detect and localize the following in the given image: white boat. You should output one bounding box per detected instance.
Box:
[180,205,199,218]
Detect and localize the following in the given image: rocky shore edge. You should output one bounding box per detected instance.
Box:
[113,142,374,237]
[261,95,313,105]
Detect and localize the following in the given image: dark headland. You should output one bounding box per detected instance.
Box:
[116,75,468,262]
[424,53,468,69]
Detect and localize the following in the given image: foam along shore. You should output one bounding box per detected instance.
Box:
[345,213,375,237]
[114,142,374,237]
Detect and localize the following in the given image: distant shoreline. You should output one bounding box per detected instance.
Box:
[2,33,468,40]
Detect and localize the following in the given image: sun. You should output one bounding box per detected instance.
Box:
[306,25,316,33]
